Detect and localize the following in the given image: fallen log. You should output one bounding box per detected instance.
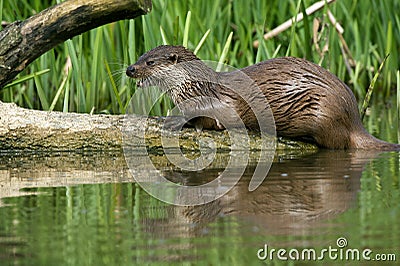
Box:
[0,101,317,152]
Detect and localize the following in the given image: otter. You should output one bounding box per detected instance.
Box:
[126,45,400,150]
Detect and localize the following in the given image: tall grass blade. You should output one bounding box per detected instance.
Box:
[2,69,50,89]
[217,32,233,72]
[397,70,400,144]
[66,39,85,112]
[173,15,180,45]
[0,0,3,31]
[128,19,136,63]
[160,26,168,45]
[183,11,191,47]
[300,0,312,60]
[34,74,49,110]
[193,29,210,55]
[286,0,302,57]
[272,45,282,58]
[360,54,389,120]
[384,21,393,96]
[104,59,124,113]
[89,26,103,111]
[142,16,156,50]
[49,74,69,112]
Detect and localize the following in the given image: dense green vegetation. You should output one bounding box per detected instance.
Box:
[1,0,399,116]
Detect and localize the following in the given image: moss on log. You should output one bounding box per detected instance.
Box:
[0,101,317,152]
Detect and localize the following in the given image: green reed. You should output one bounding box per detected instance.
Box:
[0,0,399,115]
[397,71,400,144]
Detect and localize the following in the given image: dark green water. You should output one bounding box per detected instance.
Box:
[0,148,399,265]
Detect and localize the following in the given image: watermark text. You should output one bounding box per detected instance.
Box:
[257,237,396,262]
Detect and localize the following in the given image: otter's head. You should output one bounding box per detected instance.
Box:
[126,45,201,89]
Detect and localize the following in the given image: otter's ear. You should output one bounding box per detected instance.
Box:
[166,53,179,64]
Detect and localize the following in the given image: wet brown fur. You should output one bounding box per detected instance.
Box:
[127,45,400,150]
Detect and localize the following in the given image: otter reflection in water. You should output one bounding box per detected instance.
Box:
[139,149,382,238]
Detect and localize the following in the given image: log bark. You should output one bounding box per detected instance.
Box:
[0,0,152,89]
[0,101,317,152]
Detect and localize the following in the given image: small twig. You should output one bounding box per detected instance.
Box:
[313,18,322,54]
[1,21,10,28]
[326,9,356,75]
[338,36,353,77]
[253,0,337,48]
[313,17,329,62]
[327,9,343,34]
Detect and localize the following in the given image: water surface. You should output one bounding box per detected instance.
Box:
[0,147,399,265]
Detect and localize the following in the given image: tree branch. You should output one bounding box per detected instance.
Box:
[0,0,152,88]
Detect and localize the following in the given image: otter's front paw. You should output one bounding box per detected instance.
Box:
[161,116,189,131]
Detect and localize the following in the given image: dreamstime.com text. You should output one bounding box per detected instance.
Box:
[257,237,396,262]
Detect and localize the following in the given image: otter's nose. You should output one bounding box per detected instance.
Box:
[126,65,136,77]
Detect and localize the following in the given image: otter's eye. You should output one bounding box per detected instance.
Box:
[146,60,155,66]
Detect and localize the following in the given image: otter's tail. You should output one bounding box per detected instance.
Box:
[351,129,400,150]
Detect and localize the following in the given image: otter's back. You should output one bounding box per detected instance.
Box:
[240,57,362,148]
